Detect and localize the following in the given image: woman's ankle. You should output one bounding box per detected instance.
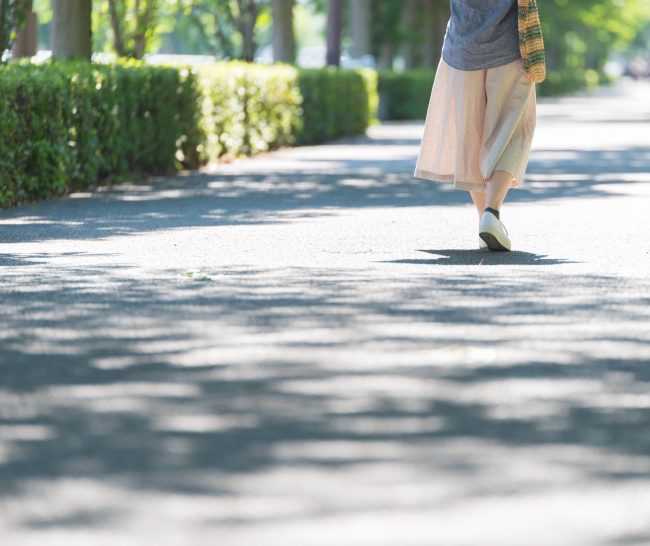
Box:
[485,206,500,219]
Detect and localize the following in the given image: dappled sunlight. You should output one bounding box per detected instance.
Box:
[1,260,649,542]
[1,0,649,535]
[0,426,55,442]
[0,135,648,247]
[1,83,650,544]
[152,413,261,434]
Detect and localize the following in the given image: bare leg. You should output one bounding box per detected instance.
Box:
[486,170,514,211]
[470,191,486,218]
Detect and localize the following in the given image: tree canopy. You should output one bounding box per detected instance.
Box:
[17,0,650,71]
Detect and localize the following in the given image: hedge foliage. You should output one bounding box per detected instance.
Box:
[377,69,436,121]
[197,62,378,162]
[0,55,614,208]
[8,59,604,206]
[376,66,608,121]
[295,66,378,146]
[1,61,378,208]
[0,61,202,207]
[198,62,300,162]
[537,68,605,97]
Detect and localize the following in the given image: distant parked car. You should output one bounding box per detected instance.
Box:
[624,56,650,79]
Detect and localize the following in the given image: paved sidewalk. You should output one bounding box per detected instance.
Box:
[1,80,649,546]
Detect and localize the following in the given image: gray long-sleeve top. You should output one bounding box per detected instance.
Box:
[442,0,521,71]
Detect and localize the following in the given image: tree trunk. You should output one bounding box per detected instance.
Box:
[108,0,125,56]
[271,0,295,63]
[241,0,257,61]
[325,0,342,67]
[350,0,370,60]
[377,43,394,70]
[401,0,419,69]
[0,1,6,55]
[133,0,159,59]
[12,0,37,58]
[52,0,92,60]
[421,1,448,68]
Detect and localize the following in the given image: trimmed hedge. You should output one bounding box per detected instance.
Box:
[296,66,378,146]
[1,60,378,208]
[376,67,609,120]
[198,62,300,162]
[537,68,604,97]
[0,57,612,208]
[377,69,436,121]
[198,62,378,161]
[0,61,202,207]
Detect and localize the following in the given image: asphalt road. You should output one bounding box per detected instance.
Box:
[1,80,649,546]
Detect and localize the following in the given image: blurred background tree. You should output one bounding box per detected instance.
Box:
[24,0,650,78]
[52,0,91,59]
[176,0,267,61]
[92,0,176,58]
[104,0,161,59]
[370,0,449,69]
[272,0,295,63]
[0,0,28,61]
[540,0,650,74]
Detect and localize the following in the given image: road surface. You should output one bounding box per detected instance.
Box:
[1,80,649,546]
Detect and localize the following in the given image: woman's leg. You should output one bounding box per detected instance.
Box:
[470,191,486,217]
[479,169,513,251]
[486,170,514,211]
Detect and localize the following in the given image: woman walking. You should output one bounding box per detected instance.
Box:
[414,0,546,251]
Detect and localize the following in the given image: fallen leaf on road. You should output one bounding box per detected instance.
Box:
[185,271,212,281]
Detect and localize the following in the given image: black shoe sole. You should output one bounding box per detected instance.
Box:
[479,232,510,252]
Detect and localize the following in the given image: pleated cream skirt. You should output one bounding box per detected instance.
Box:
[414,57,536,193]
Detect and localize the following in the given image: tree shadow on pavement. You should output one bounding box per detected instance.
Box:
[0,145,647,245]
[0,262,648,537]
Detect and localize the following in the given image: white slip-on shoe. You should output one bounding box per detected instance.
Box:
[479,209,511,251]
